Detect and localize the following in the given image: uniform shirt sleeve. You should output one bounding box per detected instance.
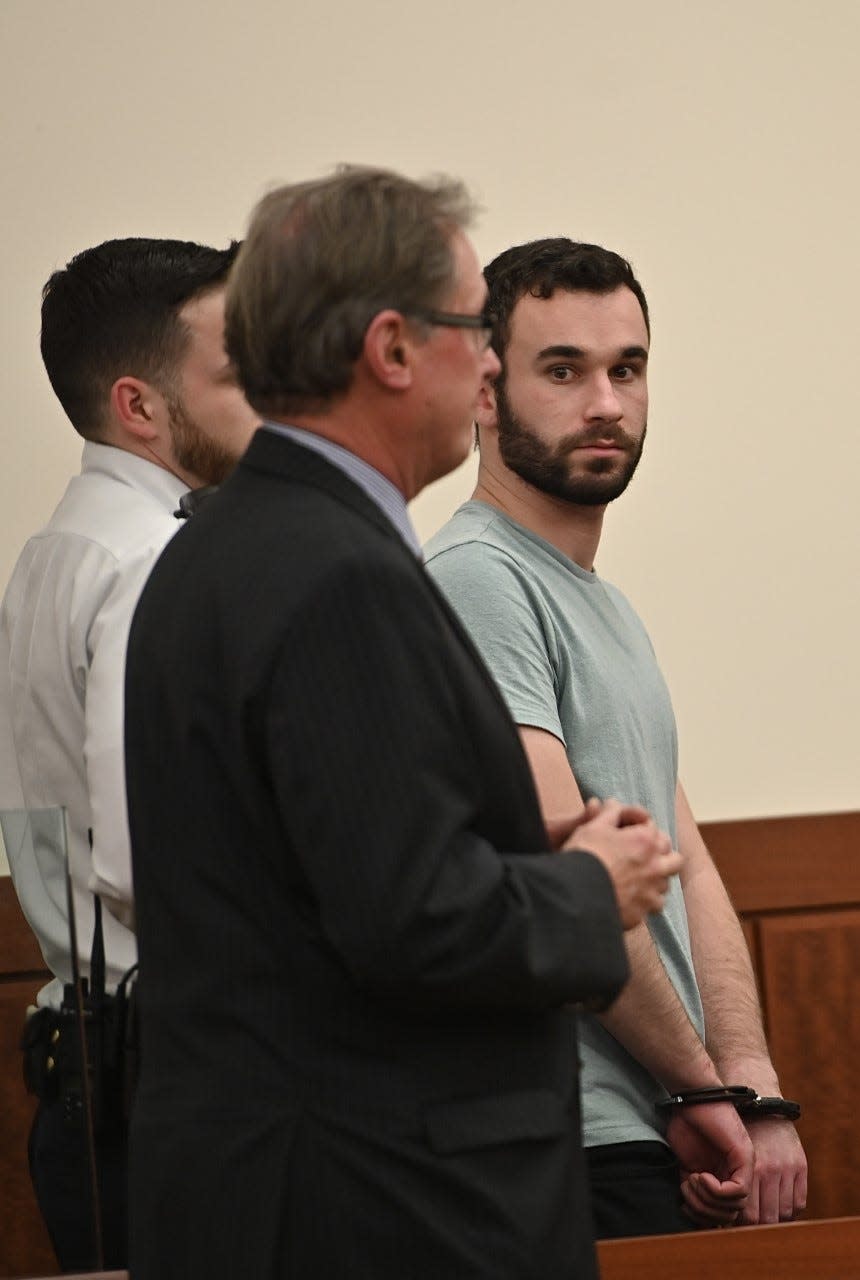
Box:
[86,537,177,926]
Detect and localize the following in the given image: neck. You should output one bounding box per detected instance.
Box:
[473,458,605,571]
[101,432,204,490]
[134,439,205,490]
[274,400,416,500]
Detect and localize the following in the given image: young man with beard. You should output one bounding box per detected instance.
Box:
[425,238,807,1239]
[0,238,259,1269]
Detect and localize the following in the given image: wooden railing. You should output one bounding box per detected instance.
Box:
[14,1218,860,1280]
[598,1215,860,1279]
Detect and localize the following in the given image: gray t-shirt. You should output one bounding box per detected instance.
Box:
[425,500,704,1147]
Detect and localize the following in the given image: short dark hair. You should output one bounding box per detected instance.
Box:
[40,237,241,439]
[226,165,476,418]
[484,237,649,362]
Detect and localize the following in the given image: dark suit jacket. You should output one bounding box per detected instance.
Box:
[124,428,628,1280]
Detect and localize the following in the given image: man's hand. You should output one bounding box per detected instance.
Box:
[557,798,683,930]
[739,1119,807,1224]
[544,796,603,849]
[666,1104,755,1227]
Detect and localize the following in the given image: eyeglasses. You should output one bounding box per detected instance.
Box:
[409,309,495,351]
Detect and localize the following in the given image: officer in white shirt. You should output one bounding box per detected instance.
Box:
[0,238,260,1270]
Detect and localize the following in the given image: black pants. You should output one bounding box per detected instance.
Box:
[587,1140,698,1239]
[28,1093,128,1271]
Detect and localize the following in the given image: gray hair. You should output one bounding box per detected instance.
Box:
[225,165,476,417]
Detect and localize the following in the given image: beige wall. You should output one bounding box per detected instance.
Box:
[0,0,857,882]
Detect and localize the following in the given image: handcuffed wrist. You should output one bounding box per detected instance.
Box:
[657,1084,800,1121]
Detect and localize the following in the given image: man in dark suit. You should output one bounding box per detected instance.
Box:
[124,166,683,1279]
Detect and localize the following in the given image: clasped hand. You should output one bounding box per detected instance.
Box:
[547,797,683,930]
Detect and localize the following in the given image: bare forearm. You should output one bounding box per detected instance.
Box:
[597,923,722,1092]
[677,784,779,1092]
[685,871,778,1089]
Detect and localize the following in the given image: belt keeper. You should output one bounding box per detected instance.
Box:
[656,1084,800,1121]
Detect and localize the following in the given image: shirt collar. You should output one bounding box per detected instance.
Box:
[81,440,188,515]
[263,422,422,557]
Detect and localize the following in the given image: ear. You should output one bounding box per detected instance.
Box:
[110,376,165,443]
[362,310,415,391]
[475,376,499,433]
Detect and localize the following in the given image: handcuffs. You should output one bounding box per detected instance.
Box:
[656,1084,801,1121]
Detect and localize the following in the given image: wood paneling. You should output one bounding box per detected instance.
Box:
[0,880,56,1278]
[756,910,860,1220]
[702,811,860,1222]
[0,878,46,975]
[701,810,860,914]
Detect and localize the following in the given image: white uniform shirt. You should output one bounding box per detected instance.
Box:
[0,441,187,1007]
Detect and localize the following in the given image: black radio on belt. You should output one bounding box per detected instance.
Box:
[21,896,138,1132]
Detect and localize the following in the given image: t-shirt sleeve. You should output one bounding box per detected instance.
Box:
[427,541,566,746]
